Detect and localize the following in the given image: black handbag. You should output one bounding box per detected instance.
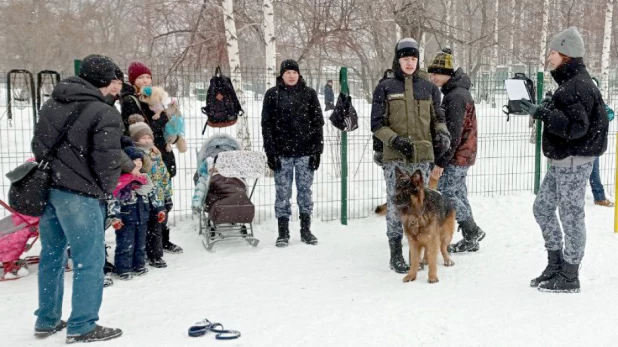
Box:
[5,103,85,216]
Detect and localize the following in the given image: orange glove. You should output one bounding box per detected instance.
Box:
[157,211,166,223]
[112,219,124,230]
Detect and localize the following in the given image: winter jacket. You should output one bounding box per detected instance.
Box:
[110,174,154,225]
[120,86,177,177]
[32,76,122,199]
[372,69,445,153]
[137,146,170,213]
[371,57,448,164]
[324,84,335,104]
[434,68,477,168]
[535,58,608,160]
[261,77,324,157]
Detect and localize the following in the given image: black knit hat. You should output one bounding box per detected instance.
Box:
[427,48,455,76]
[280,59,300,76]
[78,54,117,88]
[395,38,420,59]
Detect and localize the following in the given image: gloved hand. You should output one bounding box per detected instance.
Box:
[520,99,544,120]
[157,211,166,223]
[165,197,173,213]
[111,219,124,230]
[267,155,281,171]
[373,151,384,167]
[309,153,321,171]
[433,130,451,155]
[391,136,414,157]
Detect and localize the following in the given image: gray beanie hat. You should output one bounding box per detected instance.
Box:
[549,26,585,58]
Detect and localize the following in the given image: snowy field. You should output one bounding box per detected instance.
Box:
[1,193,618,346]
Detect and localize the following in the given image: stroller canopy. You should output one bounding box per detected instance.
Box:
[198,133,242,166]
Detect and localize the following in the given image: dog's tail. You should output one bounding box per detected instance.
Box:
[375,203,388,216]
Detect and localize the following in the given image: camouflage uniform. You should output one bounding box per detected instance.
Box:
[533,162,593,264]
[274,156,315,219]
[437,165,472,222]
[383,162,431,239]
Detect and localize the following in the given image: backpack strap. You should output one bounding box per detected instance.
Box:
[41,102,88,166]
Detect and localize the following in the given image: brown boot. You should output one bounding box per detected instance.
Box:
[594,199,614,207]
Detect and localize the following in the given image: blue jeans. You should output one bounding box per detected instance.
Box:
[589,157,606,201]
[114,223,148,274]
[35,189,106,335]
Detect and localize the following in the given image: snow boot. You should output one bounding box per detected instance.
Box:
[148,257,167,268]
[530,250,563,287]
[163,241,184,254]
[538,262,581,293]
[389,237,410,274]
[449,218,486,253]
[34,320,67,338]
[300,214,318,245]
[276,217,290,247]
[66,325,123,344]
[103,274,113,288]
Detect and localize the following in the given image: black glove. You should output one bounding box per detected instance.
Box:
[267,155,281,171]
[433,130,451,155]
[165,197,173,213]
[391,136,414,157]
[309,153,321,171]
[520,99,544,120]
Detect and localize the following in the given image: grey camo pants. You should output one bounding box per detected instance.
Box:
[533,162,593,265]
[437,165,472,222]
[383,162,431,239]
[274,156,314,219]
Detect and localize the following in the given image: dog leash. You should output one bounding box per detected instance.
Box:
[188,319,241,340]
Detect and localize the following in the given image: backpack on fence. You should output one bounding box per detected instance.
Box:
[201,67,243,134]
[502,72,536,121]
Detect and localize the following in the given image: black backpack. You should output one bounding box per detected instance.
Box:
[201,67,243,134]
[502,72,536,121]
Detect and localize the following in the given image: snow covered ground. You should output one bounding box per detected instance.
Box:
[2,193,618,347]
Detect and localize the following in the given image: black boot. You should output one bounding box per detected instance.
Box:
[300,214,318,245]
[530,250,563,287]
[449,218,486,253]
[388,237,410,273]
[66,325,123,344]
[276,217,290,247]
[538,262,581,293]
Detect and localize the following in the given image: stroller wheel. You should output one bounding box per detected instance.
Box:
[240,225,248,236]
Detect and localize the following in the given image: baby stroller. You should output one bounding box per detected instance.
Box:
[0,200,40,281]
[193,134,265,251]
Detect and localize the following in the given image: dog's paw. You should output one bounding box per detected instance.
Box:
[444,259,455,267]
[403,274,417,283]
[428,277,439,284]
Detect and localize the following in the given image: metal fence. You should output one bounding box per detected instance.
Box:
[1,66,616,223]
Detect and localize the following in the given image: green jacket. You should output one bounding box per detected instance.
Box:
[371,70,447,164]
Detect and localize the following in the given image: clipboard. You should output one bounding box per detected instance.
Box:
[505,79,532,101]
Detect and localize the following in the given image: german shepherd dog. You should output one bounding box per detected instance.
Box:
[375,176,438,216]
[394,168,455,283]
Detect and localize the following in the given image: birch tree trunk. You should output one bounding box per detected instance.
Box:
[419,32,426,68]
[538,0,550,72]
[491,0,499,72]
[508,0,516,74]
[601,0,614,99]
[263,0,276,90]
[222,0,251,150]
[444,0,452,49]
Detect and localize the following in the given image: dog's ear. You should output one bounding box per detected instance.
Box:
[411,170,424,188]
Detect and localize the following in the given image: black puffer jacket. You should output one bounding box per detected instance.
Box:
[537,58,608,160]
[120,85,177,177]
[261,77,324,157]
[32,77,123,199]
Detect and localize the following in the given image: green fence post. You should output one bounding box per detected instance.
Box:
[340,67,349,225]
[74,59,82,76]
[534,71,544,194]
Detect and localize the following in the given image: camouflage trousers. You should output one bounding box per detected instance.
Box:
[533,162,593,264]
[437,165,473,223]
[383,162,431,239]
[274,156,314,219]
